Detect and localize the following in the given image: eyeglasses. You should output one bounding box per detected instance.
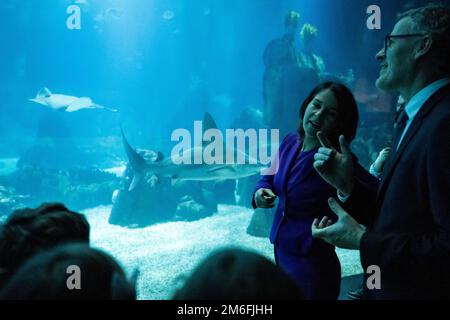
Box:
[384,33,428,52]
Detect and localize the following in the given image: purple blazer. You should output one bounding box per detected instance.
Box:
[252,132,375,256]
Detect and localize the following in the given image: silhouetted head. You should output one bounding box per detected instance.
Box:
[0,203,90,285]
[375,4,450,95]
[0,243,135,300]
[297,82,359,149]
[172,248,301,300]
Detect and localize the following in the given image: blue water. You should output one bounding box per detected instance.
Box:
[1,0,399,151]
[0,0,424,297]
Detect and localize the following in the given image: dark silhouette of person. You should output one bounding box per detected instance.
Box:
[312,4,450,299]
[0,243,136,300]
[172,248,301,300]
[253,82,377,299]
[0,203,89,287]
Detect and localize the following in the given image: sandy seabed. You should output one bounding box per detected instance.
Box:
[83,204,363,300]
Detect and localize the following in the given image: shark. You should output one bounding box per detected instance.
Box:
[121,113,270,191]
[29,87,118,113]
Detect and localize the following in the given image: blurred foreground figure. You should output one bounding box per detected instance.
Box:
[172,248,301,300]
[0,243,136,300]
[0,203,90,287]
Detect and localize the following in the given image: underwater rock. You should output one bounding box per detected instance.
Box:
[263,36,319,138]
[230,105,265,131]
[174,197,209,221]
[297,51,325,75]
[229,106,269,208]
[4,166,119,212]
[246,207,275,238]
[0,158,18,176]
[109,149,225,227]
[228,107,276,237]
[262,18,323,138]
[63,181,118,210]
[0,184,28,218]
[115,108,266,228]
[18,137,89,170]
[208,180,235,206]
[109,178,217,227]
[264,64,319,139]
[109,170,177,227]
[298,23,325,76]
[235,176,258,208]
[17,111,91,170]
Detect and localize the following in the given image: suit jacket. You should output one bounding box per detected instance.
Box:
[347,83,450,299]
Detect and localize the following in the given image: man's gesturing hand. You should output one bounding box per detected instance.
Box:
[313,132,355,196]
[311,198,365,250]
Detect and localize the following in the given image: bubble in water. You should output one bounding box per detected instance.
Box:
[162,10,174,20]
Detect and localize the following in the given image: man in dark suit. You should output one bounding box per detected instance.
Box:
[310,4,450,299]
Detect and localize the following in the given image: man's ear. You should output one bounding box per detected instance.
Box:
[414,35,433,60]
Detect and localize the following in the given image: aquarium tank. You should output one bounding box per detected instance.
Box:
[0,0,442,301]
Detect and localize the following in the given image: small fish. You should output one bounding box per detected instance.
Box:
[162,10,175,20]
[29,87,118,113]
[105,8,121,19]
